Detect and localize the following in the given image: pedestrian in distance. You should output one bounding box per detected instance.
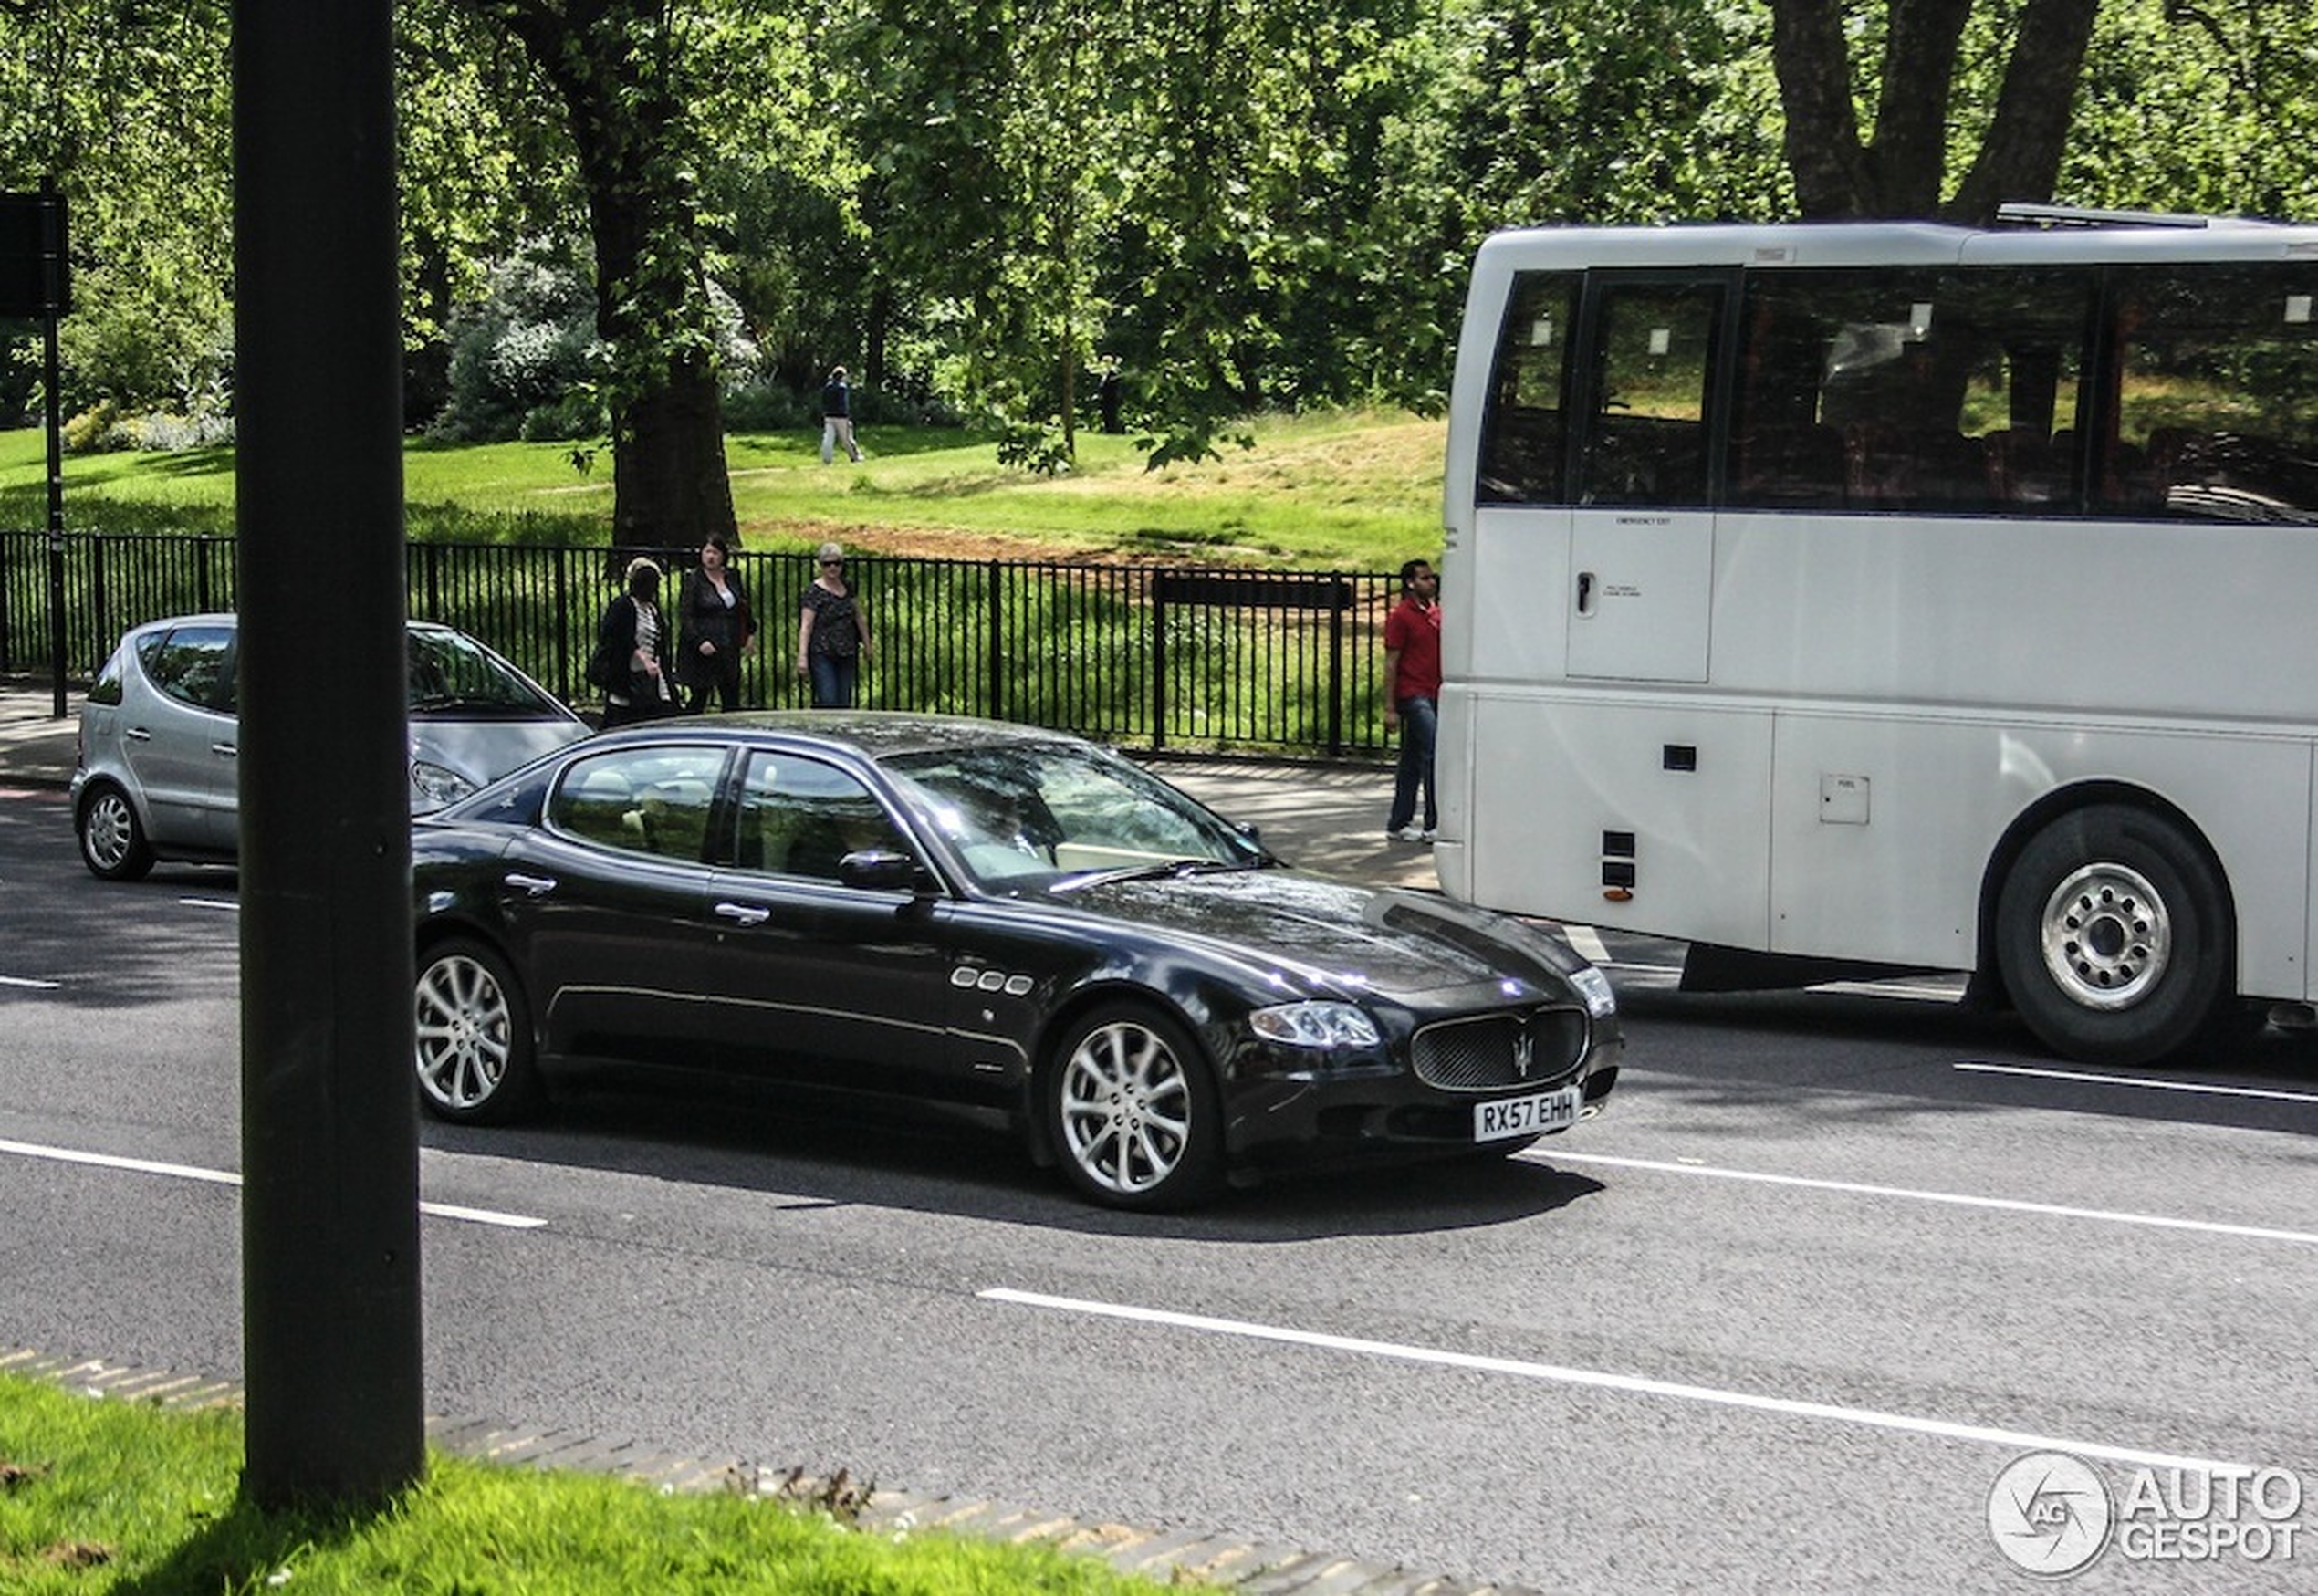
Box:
[797,541,871,708]
[675,534,755,714]
[1097,358,1125,435]
[1382,557,1441,842]
[597,556,678,727]
[820,364,864,464]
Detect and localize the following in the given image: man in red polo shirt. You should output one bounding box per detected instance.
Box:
[1382,558,1441,842]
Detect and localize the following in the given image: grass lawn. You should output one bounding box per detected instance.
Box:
[0,1372,1187,1595]
[0,409,1449,572]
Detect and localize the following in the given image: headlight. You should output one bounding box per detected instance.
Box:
[411,760,477,808]
[1569,965,1617,1019]
[1249,1001,1381,1049]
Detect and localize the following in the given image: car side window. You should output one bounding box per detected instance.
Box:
[545,746,724,862]
[736,753,908,882]
[137,625,236,713]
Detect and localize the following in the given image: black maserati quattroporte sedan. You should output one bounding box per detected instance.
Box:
[411,713,1620,1208]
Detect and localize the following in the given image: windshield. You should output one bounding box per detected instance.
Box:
[883,741,1264,892]
[406,629,560,717]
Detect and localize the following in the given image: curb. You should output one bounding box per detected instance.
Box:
[1,1346,1540,1596]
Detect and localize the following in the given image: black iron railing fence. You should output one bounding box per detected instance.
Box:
[0,530,1401,756]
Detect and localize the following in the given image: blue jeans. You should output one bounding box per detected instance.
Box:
[1387,694,1436,832]
[809,652,859,708]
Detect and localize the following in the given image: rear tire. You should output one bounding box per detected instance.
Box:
[78,783,154,881]
[1995,805,2229,1066]
[414,938,541,1124]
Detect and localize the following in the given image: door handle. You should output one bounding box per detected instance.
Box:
[1575,570,1597,616]
[211,742,237,757]
[124,726,151,742]
[715,902,771,927]
[503,872,558,898]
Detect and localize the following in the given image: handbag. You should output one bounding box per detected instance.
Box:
[585,635,621,691]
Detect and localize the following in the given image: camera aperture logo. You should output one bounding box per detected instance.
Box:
[1990,1452,2111,1576]
[1989,1452,2307,1577]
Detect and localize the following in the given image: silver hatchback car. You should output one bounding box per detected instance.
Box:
[71,615,590,881]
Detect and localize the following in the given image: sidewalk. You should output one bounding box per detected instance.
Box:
[0,677,1442,891]
[0,677,80,796]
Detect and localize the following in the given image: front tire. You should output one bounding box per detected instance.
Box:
[1046,1005,1224,1210]
[1995,805,2230,1066]
[78,783,154,881]
[414,938,540,1124]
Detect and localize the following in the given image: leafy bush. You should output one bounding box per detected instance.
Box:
[517,386,609,443]
[428,243,605,443]
[58,398,235,454]
[62,401,123,454]
[721,380,815,432]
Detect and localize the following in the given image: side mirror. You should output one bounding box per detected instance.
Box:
[1234,819,1263,848]
[837,847,930,893]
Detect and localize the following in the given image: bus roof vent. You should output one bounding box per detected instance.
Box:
[1992,203,2219,231]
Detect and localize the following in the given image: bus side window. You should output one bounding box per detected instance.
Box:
[2104,265,2318,523]
[1477,271,1578,504]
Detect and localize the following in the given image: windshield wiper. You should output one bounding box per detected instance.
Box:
[1051,857,1255,892]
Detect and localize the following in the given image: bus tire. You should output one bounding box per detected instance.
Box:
[1995,805,2229,1067]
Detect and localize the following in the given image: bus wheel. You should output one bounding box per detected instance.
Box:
[1995,805,2229,1066]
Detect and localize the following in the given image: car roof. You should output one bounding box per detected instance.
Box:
[580,710,1094,763]
[124,613,462,639]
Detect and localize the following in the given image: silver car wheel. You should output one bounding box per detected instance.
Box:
[1057,1017,1195,1197]
[415,949,516,1112]
[78,786,153,881]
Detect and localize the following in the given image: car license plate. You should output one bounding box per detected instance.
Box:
[1474,1085,1582,1141]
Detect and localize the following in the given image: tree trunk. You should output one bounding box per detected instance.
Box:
[1947,0,2104,223]
[483,0,737,550]
[1770,0,2103,222]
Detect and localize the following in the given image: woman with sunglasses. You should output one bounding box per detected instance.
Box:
[797,541,871,708]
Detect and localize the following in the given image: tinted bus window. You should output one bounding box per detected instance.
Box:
[1476,271,1578,505]
[1580,279,1723,507]
[1731,267,2091,512]
[2100,265,2318,522]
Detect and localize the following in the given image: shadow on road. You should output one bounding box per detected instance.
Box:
[423,1075,1607,1242]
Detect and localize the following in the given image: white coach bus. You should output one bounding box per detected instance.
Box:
[1434,207,2318,1065]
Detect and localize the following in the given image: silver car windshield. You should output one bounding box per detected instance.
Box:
[406,629,558,716]
[884,743,1263,892]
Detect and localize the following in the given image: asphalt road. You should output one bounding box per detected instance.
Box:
[4,786,2315,1593]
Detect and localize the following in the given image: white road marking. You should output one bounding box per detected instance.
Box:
[981,1287,2257,1474]
[0,1137,545,1229]
[1563,924,1610,964]
[178,898,239,913]
[0,975,62,989]
[1957,1059,2318,1106]
[1529,1150,2318,1247]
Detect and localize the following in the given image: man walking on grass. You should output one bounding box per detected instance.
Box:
[820,365,864,464]
[1382,558,1440,843]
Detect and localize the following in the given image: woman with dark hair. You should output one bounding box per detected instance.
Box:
[598,557,676,727]
[675,535,754,714]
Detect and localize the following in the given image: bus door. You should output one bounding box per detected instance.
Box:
[1566,272,1735,683]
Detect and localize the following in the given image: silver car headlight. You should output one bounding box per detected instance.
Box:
[411,759,477,809]
[1249,1001,1382,1049]
[1569,965,1617,1019]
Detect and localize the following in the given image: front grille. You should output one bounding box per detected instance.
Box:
[1411,1008,1588,1092]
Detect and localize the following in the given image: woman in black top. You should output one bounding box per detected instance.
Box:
[675,535,754,714]
[598,557,676,726]
[796,540,871,708]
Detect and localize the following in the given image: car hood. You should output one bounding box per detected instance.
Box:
[1051,869,1581,1003]
[411,718,590,789]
